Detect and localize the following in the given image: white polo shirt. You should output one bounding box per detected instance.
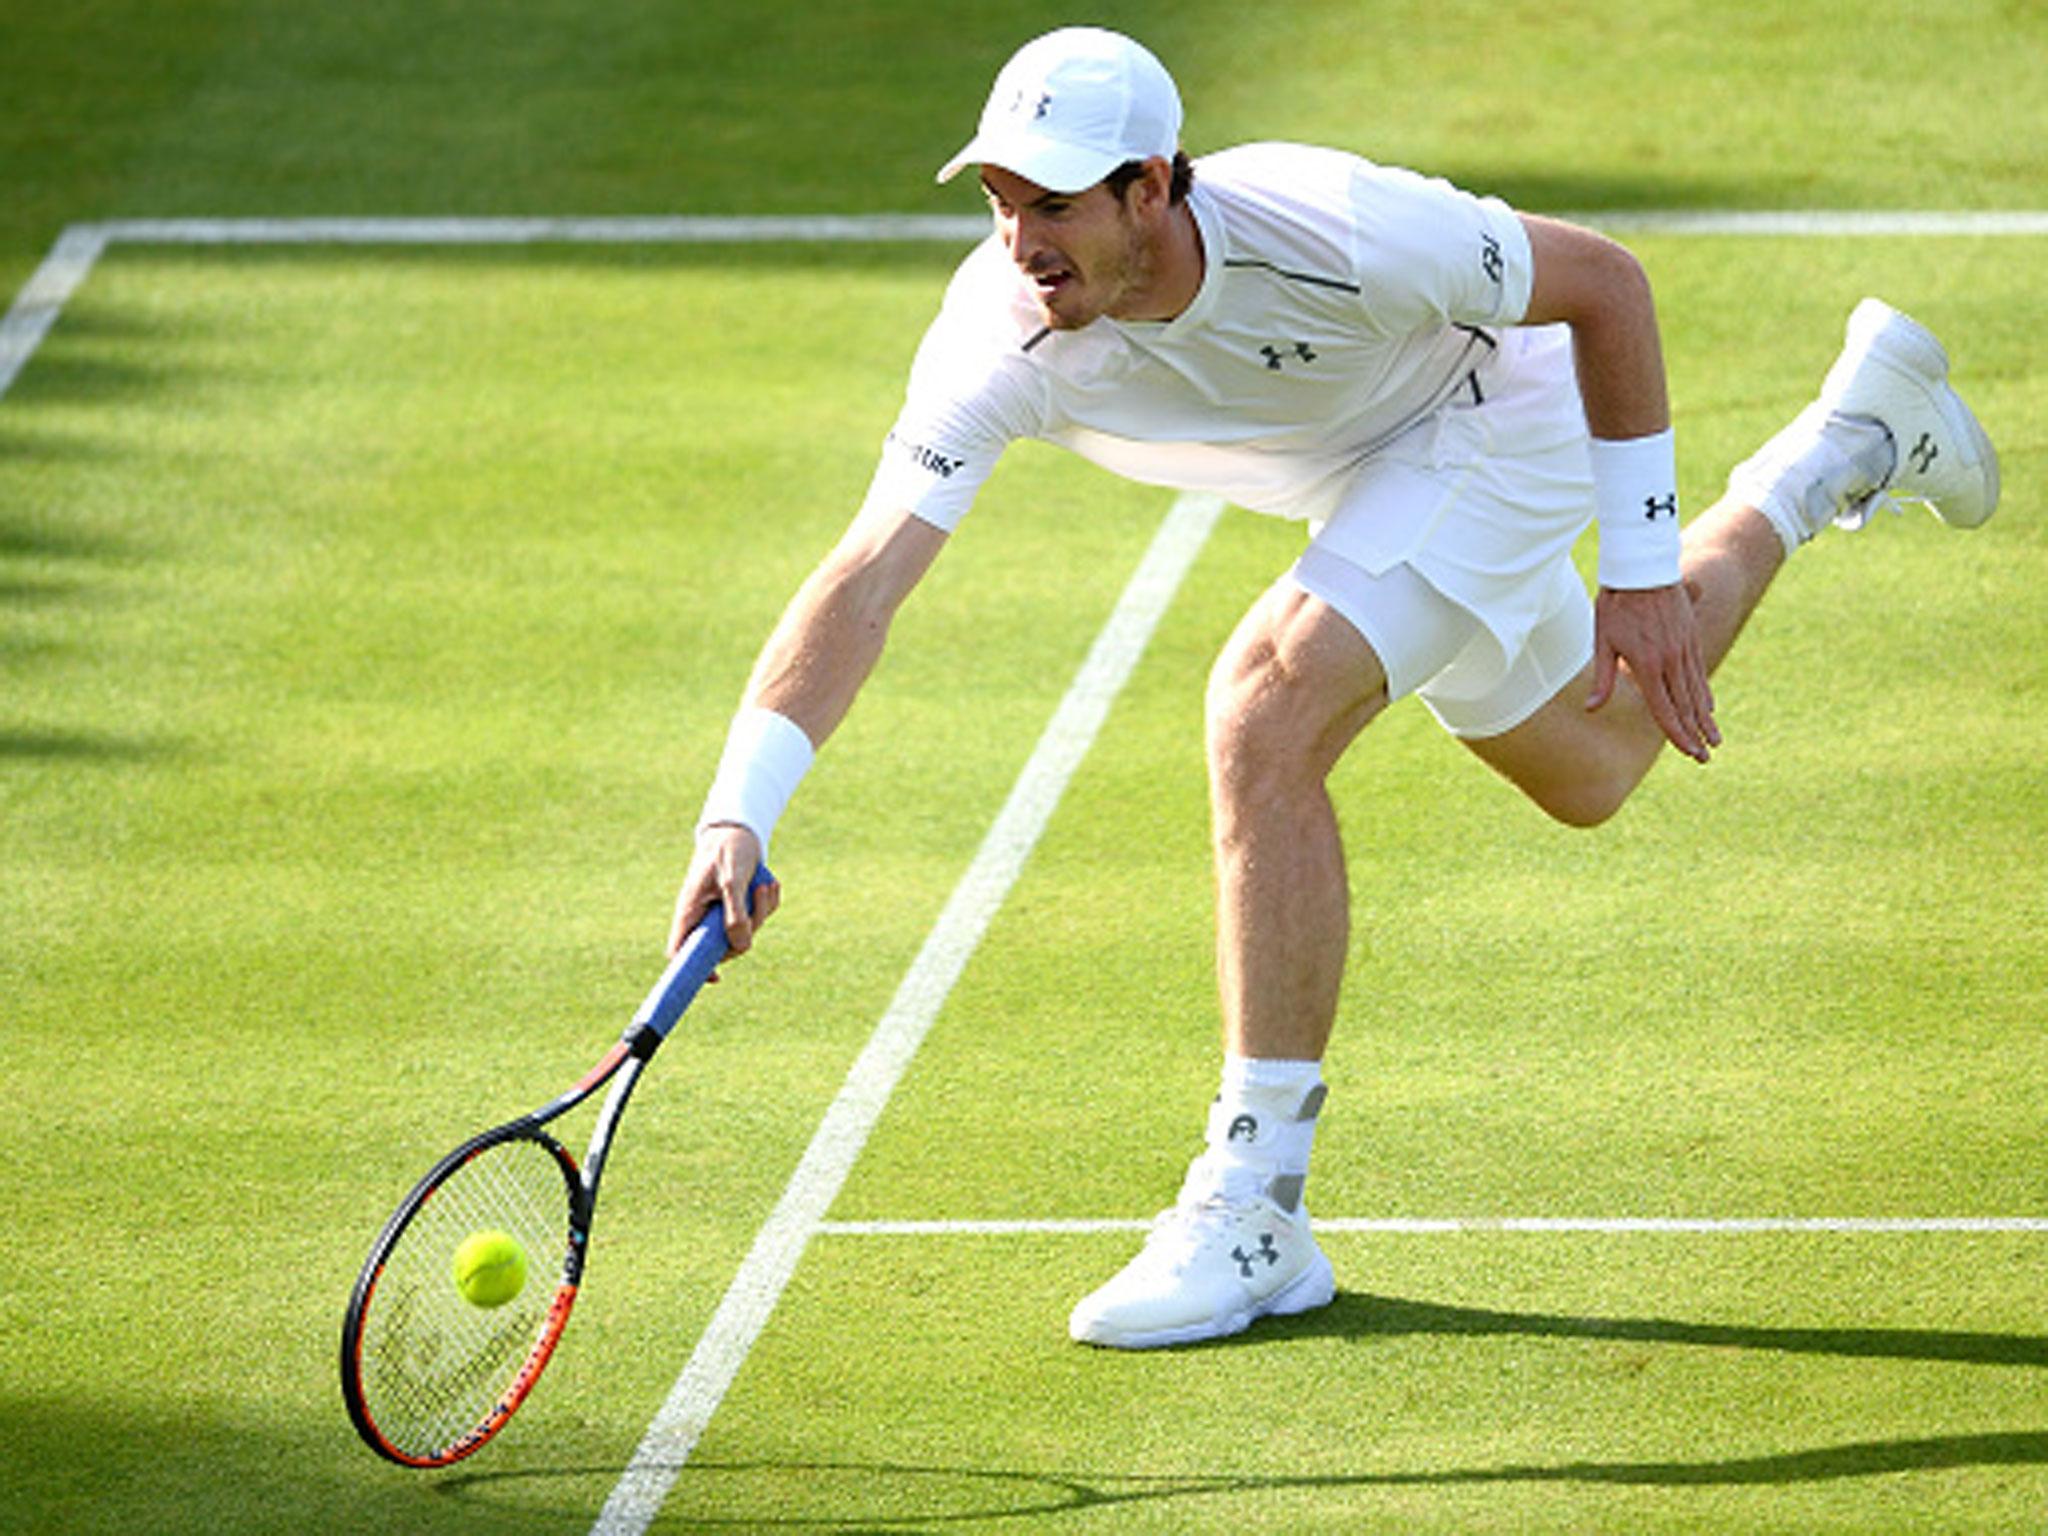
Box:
[863,141,1537,532]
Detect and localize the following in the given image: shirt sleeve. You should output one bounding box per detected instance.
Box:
[1345,161,1533,335]
[859,252,1047,533]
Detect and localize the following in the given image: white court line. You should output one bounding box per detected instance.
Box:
[43,208,2048,248]
[6,208,2046,406]
[0,224,109,401]
[589,490,1227,1536]
[1575,209,2048,237]
[85,213,994,245]
[816,1216,2048,1236]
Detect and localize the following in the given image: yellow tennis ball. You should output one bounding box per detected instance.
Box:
[451,1229,529,1308]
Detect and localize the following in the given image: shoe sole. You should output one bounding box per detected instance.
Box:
[1071,1249,1338,1350]
[1840,299,2001,528]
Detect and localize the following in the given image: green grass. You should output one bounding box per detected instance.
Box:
[4,1,2045,1532]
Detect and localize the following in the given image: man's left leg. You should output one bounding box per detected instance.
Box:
[1470,295,2000,822]
[1461,493,1783,823]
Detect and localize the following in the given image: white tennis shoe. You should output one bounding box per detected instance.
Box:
[1730,297,2000,547]
[1068,1176,1335,1349]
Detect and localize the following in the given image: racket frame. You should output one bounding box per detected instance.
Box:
[340,869,763,1467]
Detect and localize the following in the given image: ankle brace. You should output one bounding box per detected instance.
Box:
[1191,1057,1326,1211]
[1733,409,1896,555]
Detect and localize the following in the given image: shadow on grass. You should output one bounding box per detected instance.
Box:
[1262,1290,2048,1369]
[0,728,177,762]
[437,1291,2048,1524]
[440,1431,2048,1528]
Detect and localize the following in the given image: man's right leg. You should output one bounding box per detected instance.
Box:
[1068,559,1482,1349]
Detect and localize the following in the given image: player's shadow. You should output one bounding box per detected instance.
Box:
[1263,1289,2048,1369]
[442,1293,2048,1523]
[648,1430,2048,1527]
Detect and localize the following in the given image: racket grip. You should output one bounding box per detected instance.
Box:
[627,863,773,1050]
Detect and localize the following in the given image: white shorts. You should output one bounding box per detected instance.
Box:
[1286,325,1598,739]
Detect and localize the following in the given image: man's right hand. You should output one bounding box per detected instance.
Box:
[669,823,780,958]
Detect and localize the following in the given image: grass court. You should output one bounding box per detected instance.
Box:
[3,2,2045,1531]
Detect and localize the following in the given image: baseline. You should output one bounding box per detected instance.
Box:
[7,209,2047,404]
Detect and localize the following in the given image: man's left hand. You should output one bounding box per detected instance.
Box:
[1587,582,1720,763]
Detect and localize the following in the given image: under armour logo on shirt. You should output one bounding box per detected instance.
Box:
[1260,341,1318,370]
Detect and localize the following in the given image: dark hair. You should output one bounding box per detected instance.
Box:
[1104,150,1194,206]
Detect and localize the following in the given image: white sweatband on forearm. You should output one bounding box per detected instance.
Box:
[1588,427,1683,590]
[696,706,815,858]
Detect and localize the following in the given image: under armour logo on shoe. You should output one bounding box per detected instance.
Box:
[1231,1233,1281,1277]
[1260,342,1317,370]
[1226,1114,1260,1142]
[1908,432,1939,474]
[1643,493,1678,522]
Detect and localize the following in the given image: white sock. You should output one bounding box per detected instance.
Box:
[1187,1055,1325,1211]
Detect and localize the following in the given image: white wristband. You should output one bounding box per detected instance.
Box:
[697,706,815,858]
[1589,428,1683,589]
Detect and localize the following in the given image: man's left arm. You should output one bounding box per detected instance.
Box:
[1517,213,1719,763]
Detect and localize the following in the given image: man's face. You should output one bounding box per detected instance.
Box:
[979,164,1157,331]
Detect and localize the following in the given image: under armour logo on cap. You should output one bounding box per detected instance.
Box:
[1008,89,1053,121]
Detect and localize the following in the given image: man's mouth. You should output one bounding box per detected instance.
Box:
[1028,265,1074,299]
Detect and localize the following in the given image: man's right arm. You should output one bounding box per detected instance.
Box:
[668,503,949,956]
[745,501,951,748]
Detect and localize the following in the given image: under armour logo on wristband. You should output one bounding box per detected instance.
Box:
[1643,493,1678,521]
[1226,1114,1260,1142]
[1908,432,1938,473]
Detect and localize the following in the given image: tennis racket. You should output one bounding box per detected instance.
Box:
[340,867,769,1468]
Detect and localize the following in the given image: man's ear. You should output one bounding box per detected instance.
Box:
[1134,154,1174,215]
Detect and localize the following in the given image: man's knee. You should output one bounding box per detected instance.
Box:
[1530,772,1635,829]
[1206,588,1388,792]
[1462,699,1651,830]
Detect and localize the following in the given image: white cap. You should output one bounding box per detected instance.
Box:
[936,27,1182,193]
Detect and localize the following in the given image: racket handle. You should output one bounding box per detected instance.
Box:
[627,863,773,1051]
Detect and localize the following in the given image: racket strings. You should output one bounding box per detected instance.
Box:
[357,1136,574,1458]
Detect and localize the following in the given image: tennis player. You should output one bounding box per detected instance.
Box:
[673,27,1999,1348]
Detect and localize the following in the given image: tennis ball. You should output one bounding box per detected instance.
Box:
[451,1229,529,1308]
